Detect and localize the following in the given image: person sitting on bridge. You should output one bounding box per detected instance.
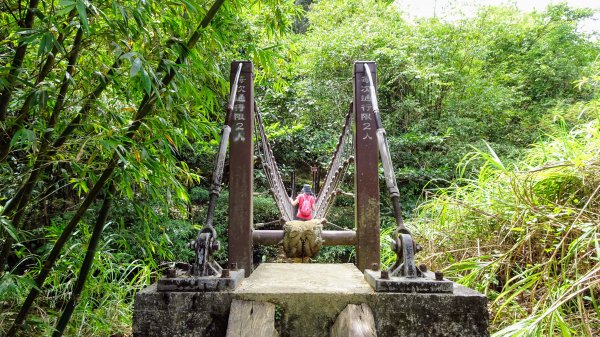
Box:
[290,184,315,221]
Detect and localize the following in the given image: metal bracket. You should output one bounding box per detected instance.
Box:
[157,266,245,292]
[364,229,453,293]
[190,227,222,277]
[156,225,242,293]
[388,229,420,278]
[364,269,453,293]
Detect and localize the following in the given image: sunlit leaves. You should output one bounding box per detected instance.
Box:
[415,103,600,335]
[0,209,19,242]
[75,0,90,32]
[9,128,37,153]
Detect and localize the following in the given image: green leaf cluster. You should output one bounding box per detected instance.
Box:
[264,0,599,209]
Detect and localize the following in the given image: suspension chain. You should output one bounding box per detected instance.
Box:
[254,102,294,220]
[191,63,243,277]
[253,102,355,222]
[314,105,354,219]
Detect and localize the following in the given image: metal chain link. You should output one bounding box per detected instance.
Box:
[314,105,354,219]
[254,102,294,220]
[253,102,355,222]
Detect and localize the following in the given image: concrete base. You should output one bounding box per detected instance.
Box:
[133,263,489,337]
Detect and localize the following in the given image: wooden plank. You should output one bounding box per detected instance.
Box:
[331,304,377,337]
[226,299,278,337]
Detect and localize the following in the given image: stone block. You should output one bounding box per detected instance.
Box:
[133,284,232,337]
[133,264,488,337]
[369,284,489,337]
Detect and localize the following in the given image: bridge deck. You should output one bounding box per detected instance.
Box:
[235,263,372,295]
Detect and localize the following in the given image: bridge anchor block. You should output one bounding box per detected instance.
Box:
[364,269,453,293]
[157,269,245,292]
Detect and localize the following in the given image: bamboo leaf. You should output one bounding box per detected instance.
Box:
[130,57,142,78]
[37,32,54,57]
[56,0,76,16]
[0,213,19,242]
[76,0,89,32]
[141,69,151,94]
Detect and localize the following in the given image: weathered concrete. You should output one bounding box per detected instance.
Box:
[133,263,489,337]
[133,284,232,337]
[370,285,489,337]
[234,264,373,337]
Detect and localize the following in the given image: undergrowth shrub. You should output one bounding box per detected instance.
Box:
[404,102,600,336]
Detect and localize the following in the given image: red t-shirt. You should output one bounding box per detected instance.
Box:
[296,194,315,220]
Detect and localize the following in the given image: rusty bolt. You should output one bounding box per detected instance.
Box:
[371,263,379,271]
[230,263,238,271]
[419,264,428,273]
[435,270,444,281]
[380,270,390,280]
[221,269,230,278]
[166,268,177,278]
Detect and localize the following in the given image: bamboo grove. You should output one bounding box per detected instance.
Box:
[1,0,299,335]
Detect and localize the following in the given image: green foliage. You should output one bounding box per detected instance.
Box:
[0,0,302,335]
[189,186,210,203]
[412,99,600,335]
[254,194,281,223]
[0,216,155,336]
[271,0,599,210]
[1,0,599,335]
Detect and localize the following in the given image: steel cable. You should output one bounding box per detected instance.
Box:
[253,102,355,222]
[314,105,354,219]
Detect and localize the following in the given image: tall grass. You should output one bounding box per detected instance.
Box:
[0,204,184,336]
[0,228,155,336]
[407,102,600,336]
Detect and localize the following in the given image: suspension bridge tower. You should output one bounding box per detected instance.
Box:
[133,61,489,337]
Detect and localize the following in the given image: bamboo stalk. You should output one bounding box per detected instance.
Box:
[52,185,114,337]
[0,9,78,161]
[0,28,86,273]
[5,1,226,334]
[0,0,40,121]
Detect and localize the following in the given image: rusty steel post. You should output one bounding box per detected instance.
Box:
[252,230,356,246]
[228,61,254,277]
[353,61,380,272]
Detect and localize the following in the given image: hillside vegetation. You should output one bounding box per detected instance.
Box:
[408,96,600,335]
[1,0,599,336]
